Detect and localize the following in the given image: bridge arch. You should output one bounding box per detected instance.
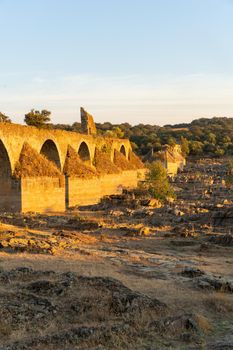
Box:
[120,144,127,157]
[111,143,130,162]
[78,141,91,162]
[40,139,61,169]
[0,139,12,177]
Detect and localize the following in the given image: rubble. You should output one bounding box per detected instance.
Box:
[0,267,165,350]
[196,275,233,293]
[0,213,100,231]
[212,207,233,229]
[151,313,212,339]
[180,267,205,278]
[208,233,233,246]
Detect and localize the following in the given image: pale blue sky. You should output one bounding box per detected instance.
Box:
[1,0,233,125]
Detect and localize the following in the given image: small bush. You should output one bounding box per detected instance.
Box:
[143,161,175,201]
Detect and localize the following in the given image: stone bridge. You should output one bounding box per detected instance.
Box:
[0,121,145,213]
[0,123,132,175]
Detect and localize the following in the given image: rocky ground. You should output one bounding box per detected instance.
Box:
[0,158,232,349]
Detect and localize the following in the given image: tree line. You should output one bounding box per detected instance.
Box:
[1,110,233,157]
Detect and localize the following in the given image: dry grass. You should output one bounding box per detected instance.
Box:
[63,145,97,178]
[194,313,213,334]
[128,150,144,169]
[0,264,165,350]
[204,293,233,314]
[13,142,143,181]
[14,142,61,178]
[94,148,120,175]
[114,150,135,171]
[0,319,12,338]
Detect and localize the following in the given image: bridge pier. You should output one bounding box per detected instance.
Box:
[65,170,143,208]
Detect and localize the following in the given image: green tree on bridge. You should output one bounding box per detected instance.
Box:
[24,109,51,128]
[105,126,124,138]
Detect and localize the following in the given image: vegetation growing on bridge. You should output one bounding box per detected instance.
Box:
[114,150,135,171]
[24,110,51,129]
[63,146,97,178]
[128,150,144,169]
[14,143,61,178]
[94,148,120,175]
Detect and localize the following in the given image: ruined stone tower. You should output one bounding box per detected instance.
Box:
[80,107,97,135]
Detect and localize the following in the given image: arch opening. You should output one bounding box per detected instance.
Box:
[40,140,61,169]
[78,141,91,162]
[120,145,126,157]
[0,140,16,212]
[0,140,11,177]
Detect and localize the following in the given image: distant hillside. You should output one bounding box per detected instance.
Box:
[51,117,233,157]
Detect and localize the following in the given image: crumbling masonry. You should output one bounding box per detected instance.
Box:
[158,145,186,176]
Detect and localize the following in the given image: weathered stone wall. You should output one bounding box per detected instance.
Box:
[0,170,144,212]
[21,177,65,213]
[165,162,179,177]
[159,144,186,176]
[0,178,21,212]
[66,169,146,207]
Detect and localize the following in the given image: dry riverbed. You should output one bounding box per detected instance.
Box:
[0,159,232,350]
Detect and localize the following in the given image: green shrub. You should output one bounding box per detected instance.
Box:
[143,161,175,201]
